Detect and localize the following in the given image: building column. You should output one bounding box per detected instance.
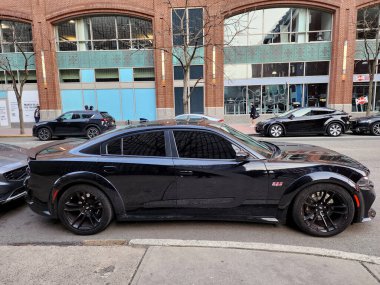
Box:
[154,2,175,120]
[329,4,357,112]
[31,0,61,120]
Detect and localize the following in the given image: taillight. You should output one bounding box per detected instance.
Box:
[218,119,224,122]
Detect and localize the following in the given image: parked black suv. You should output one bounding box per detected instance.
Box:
[33,110,116,141]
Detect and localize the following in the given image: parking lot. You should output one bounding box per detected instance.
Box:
[0,134,379,256]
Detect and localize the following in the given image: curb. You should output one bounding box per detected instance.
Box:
[0,135,33,138]
[128,239,380,265]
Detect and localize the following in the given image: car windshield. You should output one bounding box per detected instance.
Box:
[213,124,273,158]
[278,108,311,118]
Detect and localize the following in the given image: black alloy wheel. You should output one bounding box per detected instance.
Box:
[58,185,113,235]
[370,122,380,136]
[327,123,343,137]
[269,124,284,137]
[292,184,354,237]
[37,127,52,141]
[86,127,100,139]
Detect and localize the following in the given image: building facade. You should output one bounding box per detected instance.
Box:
[0,0,379,127]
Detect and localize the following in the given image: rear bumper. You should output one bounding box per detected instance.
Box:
[350,121,370,133]
[356,184,376,223]
[24,178,54,218]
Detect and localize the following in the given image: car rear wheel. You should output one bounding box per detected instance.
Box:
[58,185,113,235]
[37,127,52,141]
[327,123,343,137]
[86,127,100,139]
[370,122,380,136]
[292,184,354,237]
[269,124,284,137]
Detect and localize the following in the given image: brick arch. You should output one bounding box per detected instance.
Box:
[357,0,380,9]
[0,9,32,23]
[222,0,341,18]
[46,3,154,24]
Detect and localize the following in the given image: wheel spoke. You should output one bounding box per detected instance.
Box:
[64,207,82,212]
[71,212,84,226]
[326,214,337,229]
[321,215,330,231]
[76,215,86,229]
[304,213,315,221]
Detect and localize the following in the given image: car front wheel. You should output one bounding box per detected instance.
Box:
[370,122,380,136]
[37,127,52,141]
[58,185,113,235]
[269,124,284,137]
[327,123,343,137]
[292,184,355,237]
[86,127,100,139]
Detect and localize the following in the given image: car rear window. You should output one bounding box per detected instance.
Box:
[101,112,112,118]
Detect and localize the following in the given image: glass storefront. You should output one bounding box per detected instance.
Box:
[352,82,380,112]
[224,83,328,115]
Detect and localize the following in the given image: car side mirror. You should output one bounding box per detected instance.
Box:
[288,114,295,120]
[56,117,62,122]
[236,151,249,162]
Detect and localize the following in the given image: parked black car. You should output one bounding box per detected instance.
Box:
[26,121,376,237]
[350,113,380,136]
[0,144,28,204]
[256,107,351,137]
[33,110,116,141]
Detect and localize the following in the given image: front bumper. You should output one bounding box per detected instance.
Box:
[0,180,26,204]
[356,182,376,223]
[350,120,370,133]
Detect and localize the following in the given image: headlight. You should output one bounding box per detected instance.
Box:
[356,176,374,191]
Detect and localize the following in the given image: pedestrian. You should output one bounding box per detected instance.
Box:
[84,105,89,110]
[89,105,94,110]
[34,105,41,123]
[249,103,258,127]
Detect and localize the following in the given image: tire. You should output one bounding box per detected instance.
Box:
[268,124,284,137]
[86,126,100,139]
[292,184,355,237]
[327,122,343,137]
[370,122,380,136]
[37,127,52,141]
[57,185,113,235]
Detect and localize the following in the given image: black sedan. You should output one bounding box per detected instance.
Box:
[25,121,376,237]
[0,144,28,204]
[350,113,380,136]
[256,107,351,137]
[33,110,116,141]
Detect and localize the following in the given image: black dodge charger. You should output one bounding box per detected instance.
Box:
[26,121,376,236]
[256,107,350,137]
[350,113,380,136]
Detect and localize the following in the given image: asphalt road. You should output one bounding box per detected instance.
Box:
[0,135,379,256]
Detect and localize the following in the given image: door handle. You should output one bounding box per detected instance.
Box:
[179,170,193,176]
[103,166,117,174]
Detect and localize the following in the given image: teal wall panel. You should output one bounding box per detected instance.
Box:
[97,89,122,121]
[355,41,376,59]
[0,53,35,70]
[57,50,154,69]
[135,89,156,121]
[83,90,97,108]
[0,91,6,98]
[80,69,95,83]
[61,90,83,113]
[224,42,332,64]
[172,47,204,65]
[120,68,134,82]
[121,89,134,121]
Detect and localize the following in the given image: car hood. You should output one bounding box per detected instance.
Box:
[258,117,286,125]
[0,144,28,173]
[268,142,370,175]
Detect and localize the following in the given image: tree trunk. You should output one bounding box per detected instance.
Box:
[183,68,190,114]
[16,97,25,135]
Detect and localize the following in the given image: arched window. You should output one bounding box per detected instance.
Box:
[0,20,33,53]
[55,15,153,51]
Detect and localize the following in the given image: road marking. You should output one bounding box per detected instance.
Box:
[129,239,380,265]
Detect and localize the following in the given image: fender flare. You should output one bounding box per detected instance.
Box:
[276,171,362,223]
[50,171,126,218]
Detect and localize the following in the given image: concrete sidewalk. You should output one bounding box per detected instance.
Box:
[0,240,379,285]
[0,124,256,138]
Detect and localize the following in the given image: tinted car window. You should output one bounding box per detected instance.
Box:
[122,131,166,157]
[310,110,334,115]
[107,139,122,155]
[174,131,237,159]
[81,113,94,119]
[60,112,74,120]
[72,113,81,120]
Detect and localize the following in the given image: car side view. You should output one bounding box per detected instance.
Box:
[350,113,380,136]
[32,110,116,141]
[26,121,376,237]
[255,107,351,137]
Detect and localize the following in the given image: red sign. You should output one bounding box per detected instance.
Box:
[355,74,370,82]
[356,96,368,105]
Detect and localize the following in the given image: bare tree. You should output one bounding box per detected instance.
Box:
[357,5,380,116]
[159,0,251,114]
[0,24,34,134]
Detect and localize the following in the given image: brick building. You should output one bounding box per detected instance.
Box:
[0,0,379,127]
